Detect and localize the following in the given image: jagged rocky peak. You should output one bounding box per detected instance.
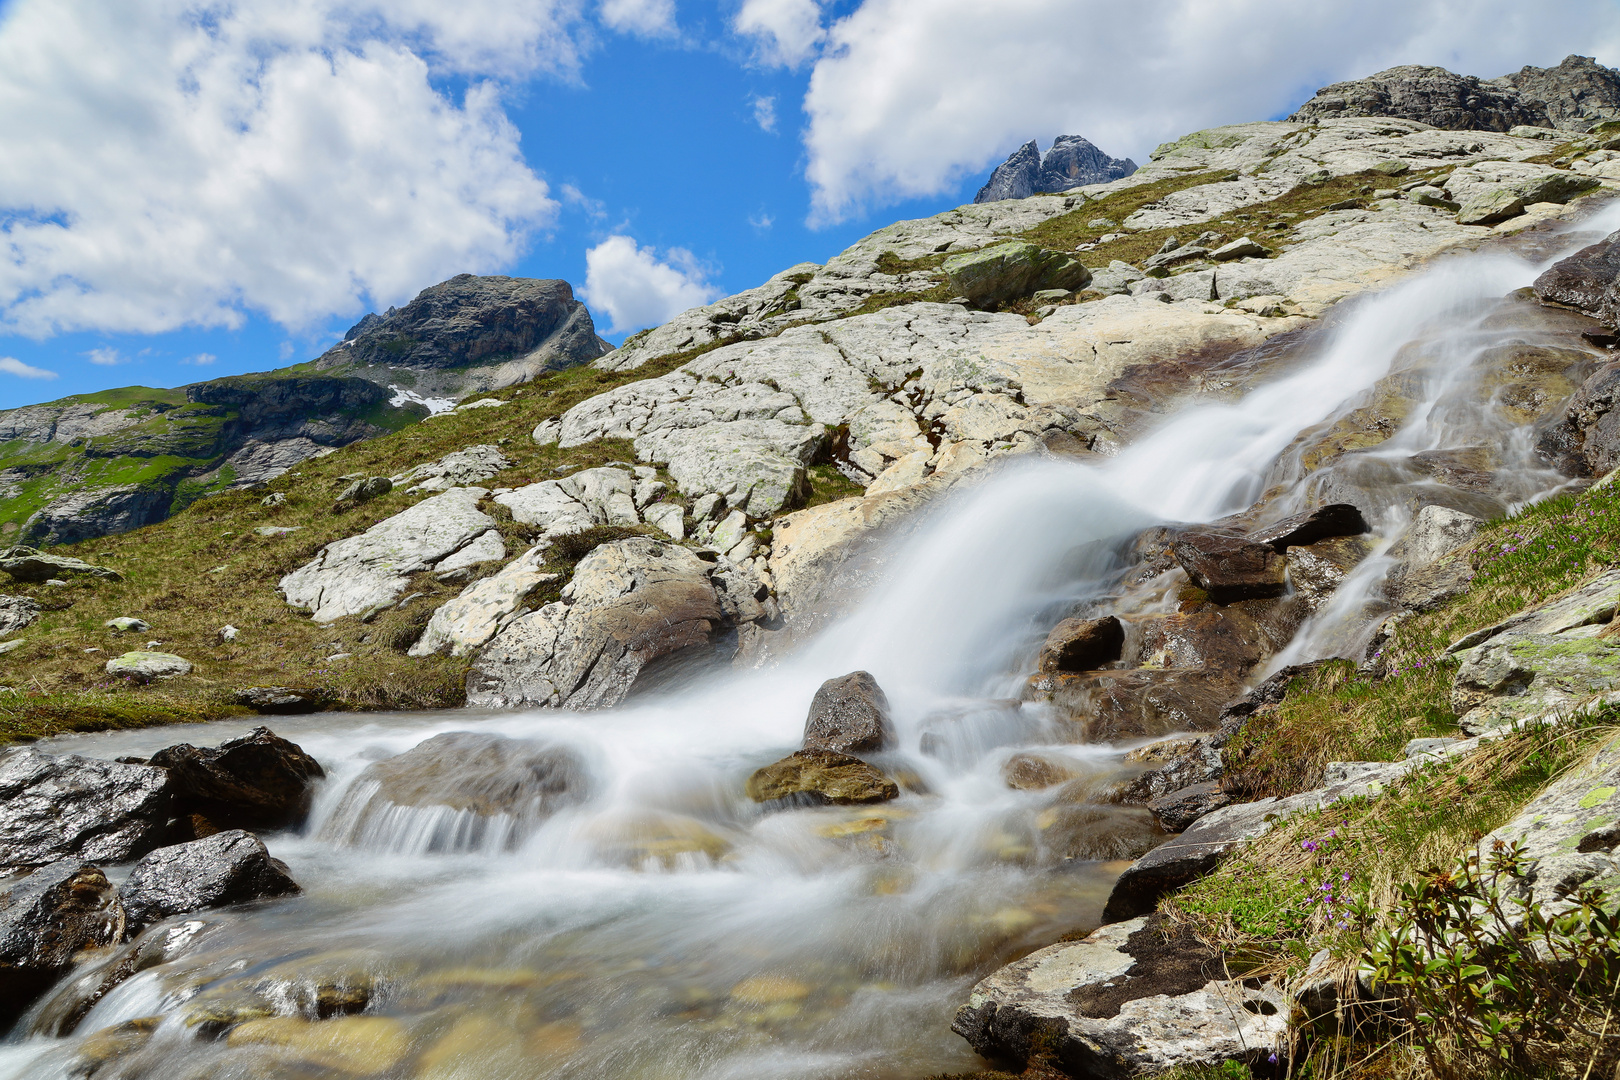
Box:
[975,135,1137,202]
[317,274,611,394]
[1290,55,1620,133]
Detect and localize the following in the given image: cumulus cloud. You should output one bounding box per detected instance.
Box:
[599,0,677,37]
[800,0,1620,223]
[751,94,778,132]
[0,357,57,379]
[84,347,125,366]
[734,0,823,67]
[581,234,720,335]
[0,0,601,338]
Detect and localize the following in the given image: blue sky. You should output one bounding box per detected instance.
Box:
[0,0,1617,411]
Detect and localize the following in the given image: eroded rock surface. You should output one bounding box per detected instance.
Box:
[409,551,559,658]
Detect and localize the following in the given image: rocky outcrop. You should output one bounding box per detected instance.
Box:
[313,274,611,399]
[975,135,1137,202]
[1289,64,1552,132]
[803,671,892,753]
[0,751,172,871]
[0,860,125,1023]
[280,486,498,622]
[409,551,559,658]
[745,748,899,805]
[1383,504,1481,611]
[0,546,120,582]
[952,915,1288,1076]
[1492,55,1620,131]
[391,444,511,493]
[1535,228,1620,330]
[941,241,1091,306]
[119,831,301,931]
[0,594,39,636]
[466,537,771,710]
[148,727,326,833]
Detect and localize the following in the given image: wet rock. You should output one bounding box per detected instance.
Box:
[952,914,1288,1076]
[1169,531,1287,603]
[105,651,191,682]
[1002,752,1082,790]
[332,476,391,511]
[1033,669,1246,743]
[1035,803,1165,863]
[746,749,899,805]
[1246,502,1368,552]
[0,860,124,1024]
[1038,615,1124,673]
[803,670,892,753]
[0,595,39,637]
[0,546,120,582]
[942,241,1092,307]
[279,486,497,622]
[149,727,325,832]
[1286,534,1375,608]
[1534,228,1620,331]
[0,750,171,871]
[1537,358,1620,476]
[467,538,769,710]
[1147,782,1232,833]
[1135,607,1269,675]
[1115,737,1226,803]
[226,1014,413,1075]
[120,830,300,931]
[326,732,587,850]
[233,687,320,714]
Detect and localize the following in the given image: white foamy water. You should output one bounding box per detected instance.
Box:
[10,208,1619,1079]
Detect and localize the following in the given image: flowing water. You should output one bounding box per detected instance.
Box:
[7,209,1620,1080]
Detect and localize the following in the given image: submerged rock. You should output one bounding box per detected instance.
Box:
[1038,615,1124,673]
[803,671,892,753]
[0,860,124,1024]
[149,727,325,832]
[120,831,300,931]
[746,749,899,805]
[0,751,172,871]
[952,915,1288,1076]
[355,731,586,816]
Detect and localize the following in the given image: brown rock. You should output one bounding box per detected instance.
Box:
[1534,228,1620,331]
[803,671,891,753]
[1035,804,1165,863]
[149,727,325,832]
[1135,607,1267,675]
[1001,752,1080,791]
[745,749,899,805]
[0,861,124,1024]
[1246,503,1368,552]
[1032,669,1245,743]
[1038,615,1124,673]
[1147,782,1232,833]
[1169,531,1287,604]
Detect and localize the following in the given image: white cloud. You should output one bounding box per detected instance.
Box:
[599,0,677,37]
[751,94,778,132]
[749,210,774,231]
[181,352,217,365]
[800,0,1620,223]
[581,234,720,335]
[0,357,57,379]
[0,0,604,339]
[734,0,823,67]
[85,347,125,366]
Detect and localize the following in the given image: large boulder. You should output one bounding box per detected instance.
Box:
[1245,502,1367,551]
[148,727,325,833]
[1287,63,1550,131]
[0,751,171,871]
[0,860,125,1023]
[0,546,120,582]
[466,538,769,710]
[105,651,192,682]
[1537,357,1620,476]
[802,671,892,753]
[279,486,498,622]
[1384,505,1481,610]
[120,831,301,931]
[1169,531,1287,603]
[952,915,1288,1076]
[321,732,588,852]
[1038,615,1125,673]
[409,554,559,658]
[233,687,320,715]
[746,749,899,805]
[1533,228,1620,331]
[942,241,1091,307]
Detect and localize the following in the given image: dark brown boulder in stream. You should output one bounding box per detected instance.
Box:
[1038,615,1124,672]
[0,751,173,872]
[1537,359,1620,477]
[1169,531,1287,603]
[803,671,892,753]
[120,831,300,931]
[0,860,124,1024]
[148,727,324,833]
[1032,669,1246,743]
[1134,608,1268,675]
[746,749,899,805]
[1246,503,1368,552]
[1534,228,1620,330]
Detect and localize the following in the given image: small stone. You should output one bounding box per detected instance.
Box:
[260,492,286,508]
[254,526,302,537]
[746,749,899,805]
[105,651,191,682]
[1209,236,1270,261]
[1038,615,1124,672]
[104,617,151,634]
[692,493,724,521]
[332,476,392,511]
[218,625,239,643]
[803,671,892,753]
[532,418,562,446]
[0,640,24,656]
[0,596,40,637]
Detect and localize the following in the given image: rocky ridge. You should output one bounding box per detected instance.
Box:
[975,135,1139,203]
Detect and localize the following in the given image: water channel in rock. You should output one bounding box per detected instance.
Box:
[5,208,1619,1080]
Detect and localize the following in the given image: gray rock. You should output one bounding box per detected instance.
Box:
[803,671,892,753]
[254,525,301,537]
[105,651,191,682]
[952,915,1288,1076]
[0,860,124,1023]
[1446,161,1599,225]
[467,538,769,710]
[218,625,238,642]
[1538,357,1620,476]
[18,486,175,548]
[148,726,325,832]
[391,444,511,492]
[1384,504,1481,610]
[1034,135,1137,193]
[1492,55,1620,131]
[120,830,300,930]
[1086,260,1145,296]
[0,546,120,582]
[1143,245,1210,271]
[332,475,391,508]
[0,750,172,871]
[104,617,150,634]
[410,553,559,657]
[1210,236,1270,261]
[0,595,39,637]
[233,687,318,714]
[1288,63,1551,131]
[1147,782,1232,833]
[974,139,1041,202]
[279,486,496,622]
[942,241,1092,307]
[260,492,285,507]
[495,467,640,542]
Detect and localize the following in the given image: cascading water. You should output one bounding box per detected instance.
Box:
[7,209,1620,1080]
